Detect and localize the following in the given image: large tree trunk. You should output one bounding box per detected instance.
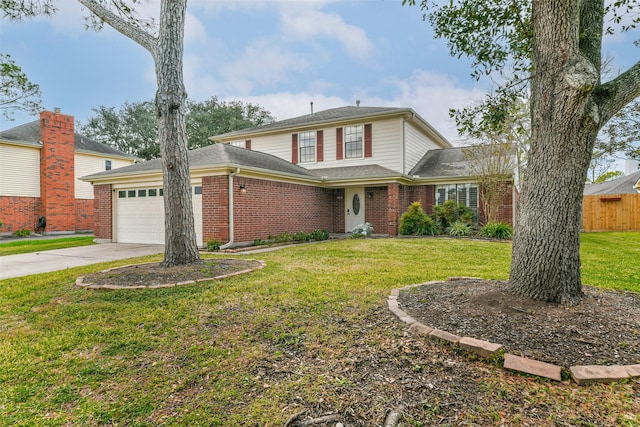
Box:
[509,0,601,305]
[155,0,200,266]
[78,0,200,266]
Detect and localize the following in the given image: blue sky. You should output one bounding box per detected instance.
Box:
[0,0,637,147]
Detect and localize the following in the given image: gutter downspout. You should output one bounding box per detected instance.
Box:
[220,168,240,250]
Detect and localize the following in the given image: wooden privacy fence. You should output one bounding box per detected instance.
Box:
[582,193,640,231]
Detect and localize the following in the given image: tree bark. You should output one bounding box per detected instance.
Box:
[509,0,599,304]
[155,0,199,266]
[509,0,640,304]
[78,0,199,266]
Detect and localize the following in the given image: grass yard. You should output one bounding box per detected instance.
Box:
[0,236,95,256]
[0,234,639,426]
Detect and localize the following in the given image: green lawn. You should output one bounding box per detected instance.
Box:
[0,234,638,426]
[0,236,95,256]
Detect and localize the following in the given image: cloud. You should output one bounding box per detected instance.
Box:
[227,70,485,144]
[279,5,374,62]
[218,38,312,94]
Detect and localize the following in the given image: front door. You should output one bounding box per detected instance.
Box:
[345,187,365,232]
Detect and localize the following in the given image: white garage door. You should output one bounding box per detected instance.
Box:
[115,186,203,246]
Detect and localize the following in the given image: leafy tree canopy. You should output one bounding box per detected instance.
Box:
[79,96,274,160]
[0,53,42,120]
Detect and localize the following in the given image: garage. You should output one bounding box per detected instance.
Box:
[115,186,203,246]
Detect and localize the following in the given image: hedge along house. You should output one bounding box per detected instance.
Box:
[0,110,136,234]
[83,105,516,246]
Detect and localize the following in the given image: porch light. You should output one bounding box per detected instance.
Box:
[367,191,374,199]
[239,184,247,194]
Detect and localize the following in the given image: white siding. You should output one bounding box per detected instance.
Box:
[248,117,405,173]
[404,121,443,174]
[75,154,134,199]
[0,143,40,197]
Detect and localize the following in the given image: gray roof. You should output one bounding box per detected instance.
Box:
[584,170,640,195]
[83,143,317,180]
[309,164,402,180]
[0,120,135,159]
[409,146,473,178]
[212,106,439,141]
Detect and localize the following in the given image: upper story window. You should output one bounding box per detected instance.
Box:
[299,131,316,163]
[344,125,363,158]
[105,160,112,170]
[230,140,245,148]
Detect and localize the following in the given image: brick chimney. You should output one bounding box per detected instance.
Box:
[39,110,76,232]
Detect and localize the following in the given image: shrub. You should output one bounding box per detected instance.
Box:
[0,221,3,229]
[310,229,330,241]
[13,229,31,238]
[446,220,472,237]
[416,218,440,236]
[206,239,222,251]
[480,221,513,240]
[399,202,429,235]
[433,200,476,229]
[351,222,373,238]
[292,232,311,242]
[253,239,267,246]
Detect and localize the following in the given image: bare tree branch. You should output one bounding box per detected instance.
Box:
[77,0,157,57]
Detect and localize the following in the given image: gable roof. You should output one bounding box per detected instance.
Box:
[211,105,451,147]
[82,142,317,181]
[584,170,640,195]
[0,120,135,159]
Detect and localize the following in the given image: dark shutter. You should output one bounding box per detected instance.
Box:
[245,139,251,150]
[292,134,298,164]
[364,124,372,158]
[317,130,324,162]
[336,128,343,160]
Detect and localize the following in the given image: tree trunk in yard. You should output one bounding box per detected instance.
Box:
[155,0,199,266]
[78,0,200,266]
[509,0,640,304]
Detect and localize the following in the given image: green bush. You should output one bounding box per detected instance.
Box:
[310,229,330,241]
[253,239,267,246]
[399,202,429,235]
[446,220,472,237]
[206,240,222,251]
[0,221,3,230]
[13,229,31,238]
[479,221,513,240]
[433,200,476,229]
[292,232,311,242]
[416,219,440,236]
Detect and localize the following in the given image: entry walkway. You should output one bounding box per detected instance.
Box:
[0,243,164,280]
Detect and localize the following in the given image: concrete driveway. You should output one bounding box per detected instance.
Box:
[0,243,164,280]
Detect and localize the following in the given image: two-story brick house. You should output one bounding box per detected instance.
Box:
[83,105,516,246]
[0,110,136,234]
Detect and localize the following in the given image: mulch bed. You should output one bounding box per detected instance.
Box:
[78,258,263,289]
[398,278,640,368]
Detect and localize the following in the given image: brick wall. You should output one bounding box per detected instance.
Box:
[40,111,76,232]
[75,199,94,231]
[202,175,337,244]
[332,189,345,233]
[387,183,400,235]
[364,186,387,234]
[233,177,335,243]
[202,175,229,243]
[478,187,514,225]
[0,196,41,232]
[93,184,112,240]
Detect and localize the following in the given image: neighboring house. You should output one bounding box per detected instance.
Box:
[0,110,136,234]
[83,105,516,246]
[582,170,640,231]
